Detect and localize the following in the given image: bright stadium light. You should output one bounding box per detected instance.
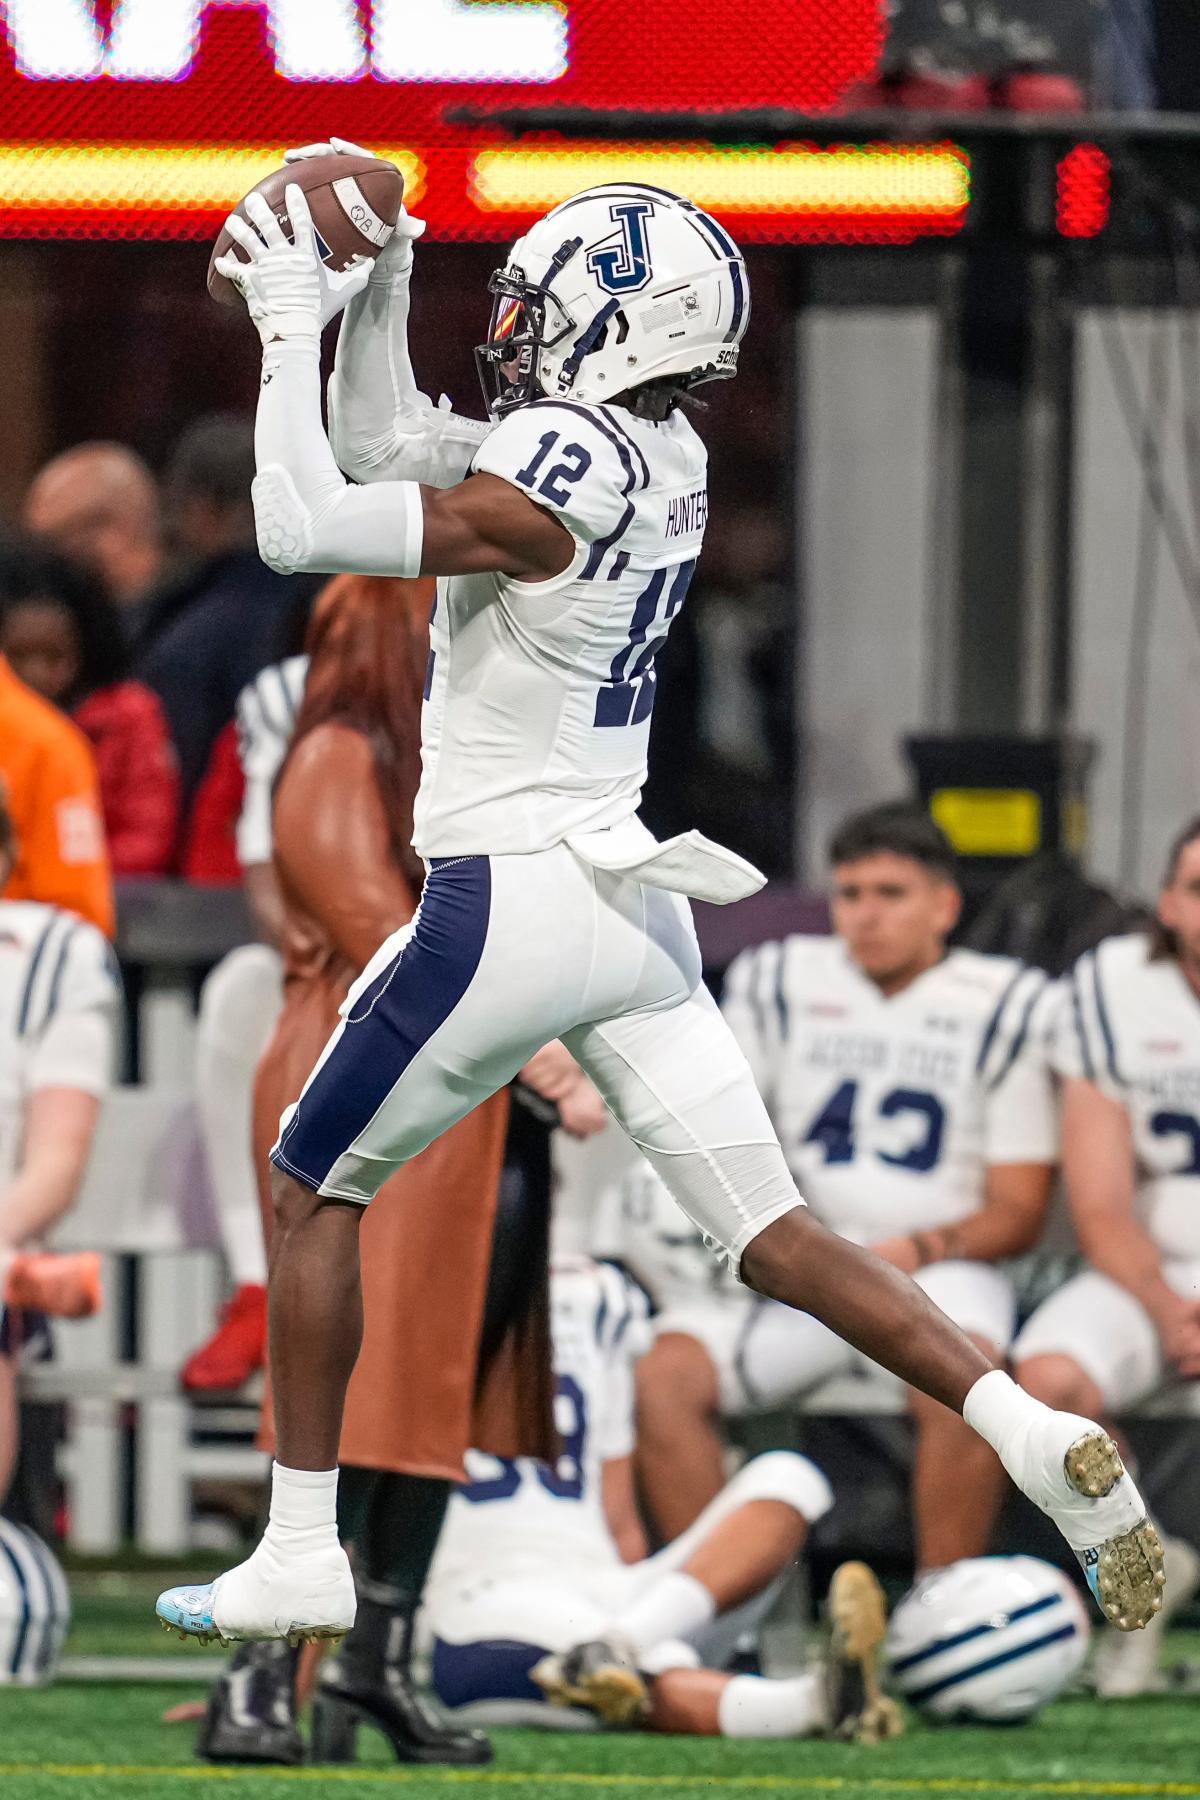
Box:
[0,0,103,78]
[106,0,367,81]
[373,0,568,83]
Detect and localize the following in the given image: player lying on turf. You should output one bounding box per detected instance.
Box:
[635,803,1057,1572]
[418,1257,900,1745]
[1014,813,1200,1693]
[158,142,1163,1648]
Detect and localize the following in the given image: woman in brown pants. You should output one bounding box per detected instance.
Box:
[199,575,559,1768]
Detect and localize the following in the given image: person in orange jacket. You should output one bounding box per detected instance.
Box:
[0,644,114,940]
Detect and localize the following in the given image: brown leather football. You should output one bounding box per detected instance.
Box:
[208,152,404,307]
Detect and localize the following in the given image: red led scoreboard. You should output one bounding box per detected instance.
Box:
[0,0,985,245]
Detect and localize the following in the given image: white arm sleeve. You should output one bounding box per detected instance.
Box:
[252,338,425,577]
[327,266,493,490]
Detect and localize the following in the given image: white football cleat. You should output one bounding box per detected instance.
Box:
[1093,1534,1200,1696]
[157,1535,355,1647]
[1004,1408,1164,1632]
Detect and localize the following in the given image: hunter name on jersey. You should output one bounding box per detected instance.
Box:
[722,937,1057,1243]
[1057,932,1200,1259]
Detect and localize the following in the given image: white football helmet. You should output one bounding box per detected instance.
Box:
[0,1519,70,1686]
[476,183,748,415]
[887,1556,1088,1724]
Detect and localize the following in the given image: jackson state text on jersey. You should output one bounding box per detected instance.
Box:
[412,398,708,859]
[722,937,1058,1244]
[1057,932,1200,1259]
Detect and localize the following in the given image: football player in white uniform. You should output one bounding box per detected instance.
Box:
[0,794,116,1500]
[415,1256,900,1745]
[1015,815,1200,1689]
[636,804,1057,1573]
[158,147,1162,1646]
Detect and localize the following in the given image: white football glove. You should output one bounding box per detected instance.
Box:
[285,136,426,282]
[214,185,371,343]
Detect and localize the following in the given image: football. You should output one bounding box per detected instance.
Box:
[207,152,405,307]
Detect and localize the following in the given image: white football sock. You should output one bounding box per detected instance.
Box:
[612,1572,715,1656]
[717,1672,827,1739]
[195,949,282,1288]
[963,1368,1042,1459]
[263,1462,339,1552]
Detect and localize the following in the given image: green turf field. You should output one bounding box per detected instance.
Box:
[4,1575,1194,1800]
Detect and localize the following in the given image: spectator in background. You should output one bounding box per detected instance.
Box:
[1014,814,1200,1695]
[0,791,115,1504]
[0,544,179,877]
[23,443,165,641]
[0,609,113,938]
[135,414,317,818]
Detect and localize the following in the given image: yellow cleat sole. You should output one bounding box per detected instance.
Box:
[157,1617,347,1650]
[1064,1433,1167,1632]
[827,1562,905,1744]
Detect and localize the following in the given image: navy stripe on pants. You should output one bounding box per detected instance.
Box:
[272,857,492,1194]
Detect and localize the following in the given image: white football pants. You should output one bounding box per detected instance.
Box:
[271,845,802,1274]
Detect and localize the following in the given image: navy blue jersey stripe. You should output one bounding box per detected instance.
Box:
[598,406,651,491]
[528,400,639,580]
[608,569,667,685]
[974,966,1027,1078]
[0,1532,30,1678]
[254,667,290,739]
[16,917,60,1039]
[891,1592,1063,1674]
[984,972,1046,1093]
[608,550,630,583]
[1089,950,1124,1085]
[903,1622,1079,1706]
[774,942,790,1044]
[41,922,79,1030]
[1071,970,1097,1081]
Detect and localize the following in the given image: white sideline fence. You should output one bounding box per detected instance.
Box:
[22,1085,1200,1556]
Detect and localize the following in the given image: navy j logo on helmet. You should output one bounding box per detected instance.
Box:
[587,201,655,295]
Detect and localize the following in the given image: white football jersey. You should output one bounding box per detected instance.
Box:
[0,902,118,1188]
[1053,932,1200,1259]
[412,398,708,858]
[234,655,309,869]
[428,1258,652,1592]
[722,937,1058,1244]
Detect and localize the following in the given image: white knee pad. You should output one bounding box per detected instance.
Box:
[723,1451,833,1527]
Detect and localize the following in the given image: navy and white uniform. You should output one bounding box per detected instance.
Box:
[234,653,309,871]
[1015,933,1200,1407]
[0,902,116,1358]
[423,1258,831,1712]
[0,1519,70,1686]
[270,399,798,1275]
[648,940,1058,1413]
